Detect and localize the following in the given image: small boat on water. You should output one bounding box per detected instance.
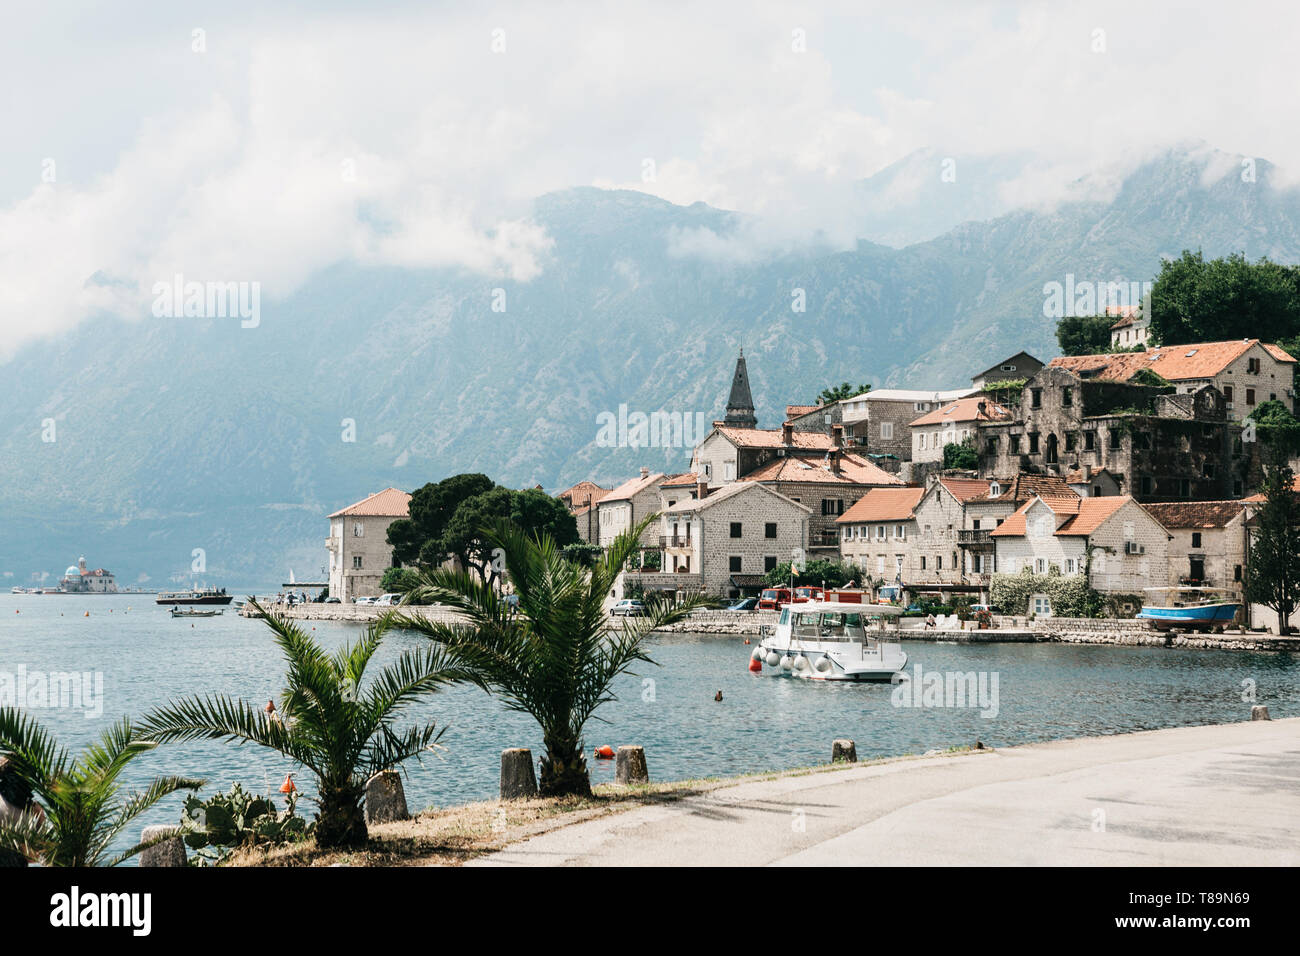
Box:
[156,587,233,606]
[170,607,224,618]
[752,600,907,682]
[1136,587,1242,631]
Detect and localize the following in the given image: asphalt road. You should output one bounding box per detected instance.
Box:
[471,718,1300,866]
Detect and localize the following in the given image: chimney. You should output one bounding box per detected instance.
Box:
[696,480,709,500]
[1081,463,1091,481]
[639,466,649,479]
[829,448,842,475]
[831,423,844,447]
[782,421,794,445]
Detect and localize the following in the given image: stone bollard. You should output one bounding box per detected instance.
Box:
[138,826,187,867]
[1251,705,1271,721]
[832,739,857,763]
[615,745,650,785]
[500,748,538,799]
[365,770,409,824]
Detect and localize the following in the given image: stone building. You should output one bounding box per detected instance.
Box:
[909,397,1012,464]
[690,421,835,485]
[327,487,412,602]
[977,364,1246,502]
[1049,338,1296,420]
[840,388,977,459]
[59,556,117,593]
[990,494,1172,612]
[596,468,666,548]
[636,482,811,599]
[969,351,1044,388]
[557,480,609,512]
[837,486,926,580]
[1140,500,1248,593]
[1109,309,1150,349]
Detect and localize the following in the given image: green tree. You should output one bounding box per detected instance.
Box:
[816,383,870,405]
[1148,250,1300,346]
[559,542,604,567]
[762,558,863,589]
[0,711,203,866]
[396,517,708,797]
[141,602,475,848]
[943,440,979,470]
[1247,399,1300,454]
[380,566,423,595]
[387,473,496,567]
[1055,315,1114,355]
[1243,454,1300,635]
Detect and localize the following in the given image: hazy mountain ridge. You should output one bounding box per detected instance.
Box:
[4,147,1299,586]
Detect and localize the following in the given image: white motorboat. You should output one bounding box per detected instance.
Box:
[752,600,907,682]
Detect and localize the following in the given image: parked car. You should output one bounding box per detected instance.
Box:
[727,597,758,611]
[324,597,341,604]
[970,604,1003,615]
[373,593,404,607]
[757,587,792,610]
[610,599,646,617]
[353,596,375,605]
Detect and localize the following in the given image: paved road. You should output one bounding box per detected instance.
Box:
[472,718,1300,866]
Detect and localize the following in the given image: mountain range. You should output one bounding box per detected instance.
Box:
[4,144,1299,588]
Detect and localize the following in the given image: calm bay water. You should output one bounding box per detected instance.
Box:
[3,592,1297,862]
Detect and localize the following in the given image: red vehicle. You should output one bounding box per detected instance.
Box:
[758,587,792,610]
[791,586,824,603]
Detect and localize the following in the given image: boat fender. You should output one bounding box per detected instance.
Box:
[779,655,794,671]
[751,646,764,661]
[748,658,762,673]
[766,652,781,667]
[594,745,615,759]
[814,657,832,673]
[792,656,809,672]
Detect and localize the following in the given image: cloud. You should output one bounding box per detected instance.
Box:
[3,0,1300,356]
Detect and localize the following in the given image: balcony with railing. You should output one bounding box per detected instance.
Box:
[957,529,993,548]
[659,535,693,549]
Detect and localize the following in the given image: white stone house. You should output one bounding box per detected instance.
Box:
[836,486,925,583]
[596,468,666,549]
[657,482,811,598]
[990,494,1172,614]
[326,487,411,603]
[1141,501,1248,593]
[909,397,1011,464]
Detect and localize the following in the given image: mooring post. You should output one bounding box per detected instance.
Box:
[366,770,409,823]
[832,739,857,763]
[615,745,650,785]
[1251,705,1271,721]
[138,826,187,867]
[500,748,539,799]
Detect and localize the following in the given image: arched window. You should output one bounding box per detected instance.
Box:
[1046,433,1059,464]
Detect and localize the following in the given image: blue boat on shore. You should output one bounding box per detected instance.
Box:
[1137,588,1242,631]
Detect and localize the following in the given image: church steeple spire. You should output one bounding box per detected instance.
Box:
[722,349,757,429]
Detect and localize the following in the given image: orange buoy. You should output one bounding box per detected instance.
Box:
[84,611,90,617]
[279,773,297,794]
[594,745,615,760]
[748,658,762,672]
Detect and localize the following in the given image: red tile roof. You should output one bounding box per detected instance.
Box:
[785,404,823,419]
[837,487,926,524]
[966,473,1074,504]
[329,488,412,518]
[659,472,702,487]
[937,477,997,502]
[742,452,903,486]
[1049,339,1296,384]
[991,493,1131,537]
[714,426,835,450]
[600,471,666,503]
[1141,500,1247,529]
[909,397,1011,428]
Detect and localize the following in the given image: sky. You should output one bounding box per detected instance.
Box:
[2,0,1299,356]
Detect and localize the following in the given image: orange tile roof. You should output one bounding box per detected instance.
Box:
[714,426,835,450]
[909,397,1011,428]
[329,487,412,518]
[785,404,823,419]
[742,452,903,486]
[1141,500,1247,529]
[1056,495,1131,535]
[989,491,1085,537]
[557,480,610,509]
[836,486,925,524]
[937,477,996,502]
[967,473,1074,504]
[660,472,702,487]
[600,471,666,503]
[1050,339,1296,384]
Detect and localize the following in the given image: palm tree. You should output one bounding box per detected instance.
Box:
[0,709,204,866]
[395,516,707,797]
[140,602,475,849]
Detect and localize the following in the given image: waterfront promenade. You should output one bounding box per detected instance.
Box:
[472,718,1300,866]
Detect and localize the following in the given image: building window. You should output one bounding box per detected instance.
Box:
[1065,432,1077,451]
[1191,532,1202,548]
[1035,558,1046,574]
[1009,435,1020,453]
[1224,385,1233,402]
[729,555,742,573]
[1246,388,1256,405]
[730,522,742,538]
[1234,564,1243,582]
[986,437,997,454]
[895,524,906,539]
[1108,429,1120,449]
[352,556,363,569]
[1140,476,1152,495]
[920,556,927,570]
[1248,357,1261,374]
[353,522,364,537]
[723,462,736,481]
[1179,478,1191,497]
[1031,388,1042,408]
[880,421,894,439]
[765,522,777,539]
[919,434,927,450]
[1084,431,1096,450]
[1028,433,1040,454]
[1032,595,1052,616]
[1066,558,1076,573]
[764,556,777,572]
[1062,387,1073,407]
[936,555,943,570]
